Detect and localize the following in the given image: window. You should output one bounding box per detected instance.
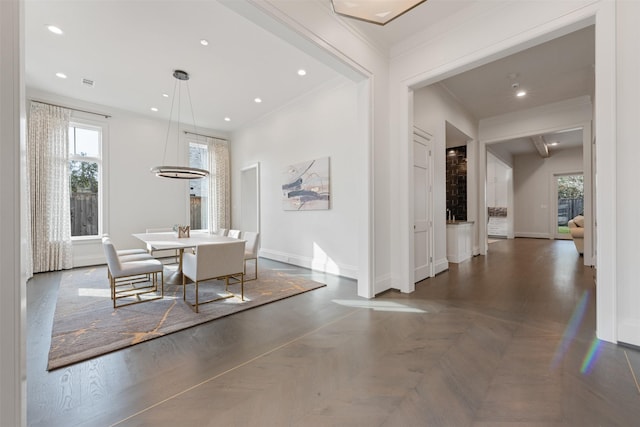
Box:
[556,174,584,238]
[189,141,209,231]
[69,123,102,237]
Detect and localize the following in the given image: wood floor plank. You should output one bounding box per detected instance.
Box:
[26,241,640,426]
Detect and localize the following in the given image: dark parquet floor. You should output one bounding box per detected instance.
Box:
[27,238,640,426]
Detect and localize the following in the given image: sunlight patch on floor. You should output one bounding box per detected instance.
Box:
[332,299,426,313]
[78,288,111,298]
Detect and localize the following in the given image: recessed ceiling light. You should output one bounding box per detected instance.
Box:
[549,141,559,146]
[55,72,67,79]
[224,117,231,122]
[200,39,209,46]
[297,69,307,76]
[516,90,527,97]
[47,25,63,35]
[162,93,169,98]
[151,107,158,112]
[254,98,262,103]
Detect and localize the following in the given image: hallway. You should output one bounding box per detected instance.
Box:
[27,239,640,426]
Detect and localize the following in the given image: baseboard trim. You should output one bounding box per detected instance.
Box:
[374,273,392,295]
[618,320,640,347]
[259,248,358,280]
[73,255,104,268]
[435,258,449,275]
[515,232,552,239]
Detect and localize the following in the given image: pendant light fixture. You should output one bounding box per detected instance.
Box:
[151,69,209,179]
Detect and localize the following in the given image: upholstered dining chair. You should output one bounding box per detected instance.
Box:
[242,231,260,281]
[102,237,164,308]
[102,234,147,256]
[228,229,241,238]
[102,234,154,281]
[182,240,246,313]
[216,228,228,237]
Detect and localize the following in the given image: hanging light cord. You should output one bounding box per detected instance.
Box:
[161,77,180,166]
[185,80,200,141]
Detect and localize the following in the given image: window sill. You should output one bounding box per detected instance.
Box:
[71,236,101,245]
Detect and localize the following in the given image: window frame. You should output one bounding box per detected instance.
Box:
[68,118,106,241]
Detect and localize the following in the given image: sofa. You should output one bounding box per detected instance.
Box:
[568,215,584,254]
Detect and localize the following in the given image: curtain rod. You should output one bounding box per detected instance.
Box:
[183,130,227,141]
[30,99,111,119]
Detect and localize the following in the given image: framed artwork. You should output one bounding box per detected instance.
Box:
[282,157,330,210]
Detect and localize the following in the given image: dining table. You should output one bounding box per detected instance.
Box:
[132,231,237,285]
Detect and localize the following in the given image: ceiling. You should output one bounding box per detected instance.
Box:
[439,26,595,121]
[25,0,594,154]
[337,0,478,48]
[25,0,345,132]
[438,25,594,156]
[489,128,584,157]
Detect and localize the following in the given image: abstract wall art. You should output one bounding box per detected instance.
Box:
[282,157,330,210]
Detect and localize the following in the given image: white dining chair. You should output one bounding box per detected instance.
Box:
[242,231,260,281]
[102,234,147,256]
[102,237,164,308]
[228,229,241,239]
[182,240,246,313]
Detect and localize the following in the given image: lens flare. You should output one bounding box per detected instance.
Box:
[580,337,602,374]
[551,290,590,369]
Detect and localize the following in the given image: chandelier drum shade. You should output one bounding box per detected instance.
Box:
[151,69,209,179]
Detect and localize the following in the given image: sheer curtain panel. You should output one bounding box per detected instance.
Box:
[27,102,73,273]
[206,137,230,232]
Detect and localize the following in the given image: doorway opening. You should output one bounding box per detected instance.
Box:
[555,173,584,240]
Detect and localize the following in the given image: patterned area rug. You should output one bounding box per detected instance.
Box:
[47,265,326,370]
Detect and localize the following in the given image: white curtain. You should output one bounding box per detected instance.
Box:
[27,102,73,273]
[206,137,230,232]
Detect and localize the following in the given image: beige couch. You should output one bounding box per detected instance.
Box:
[568,215,584,254]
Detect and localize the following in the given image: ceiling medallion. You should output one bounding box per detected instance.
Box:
[151,70,209,180]
[331,0,427,26]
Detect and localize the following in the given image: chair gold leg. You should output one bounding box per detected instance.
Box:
[195,280,199,313]
[160,271,164,298]
[111,277,116,308]
[183,274,187,300]
[242,258,258,282]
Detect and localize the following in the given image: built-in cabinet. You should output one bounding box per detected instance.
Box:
[446,221,473,263]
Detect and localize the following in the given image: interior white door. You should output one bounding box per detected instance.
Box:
[413,130,433,283]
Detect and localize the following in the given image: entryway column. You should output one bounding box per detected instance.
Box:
[0,0,27,425]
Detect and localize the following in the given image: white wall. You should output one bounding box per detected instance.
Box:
[487,145,514,168]
[27,89,229,267]
[487,153,509,208]
[616,0,640,347]
[513,148,583,238]
[230,80,360,279]
[226,0,386,297]
[487,152,513,238]
[413,84,479,275]
[480,96,593,143]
